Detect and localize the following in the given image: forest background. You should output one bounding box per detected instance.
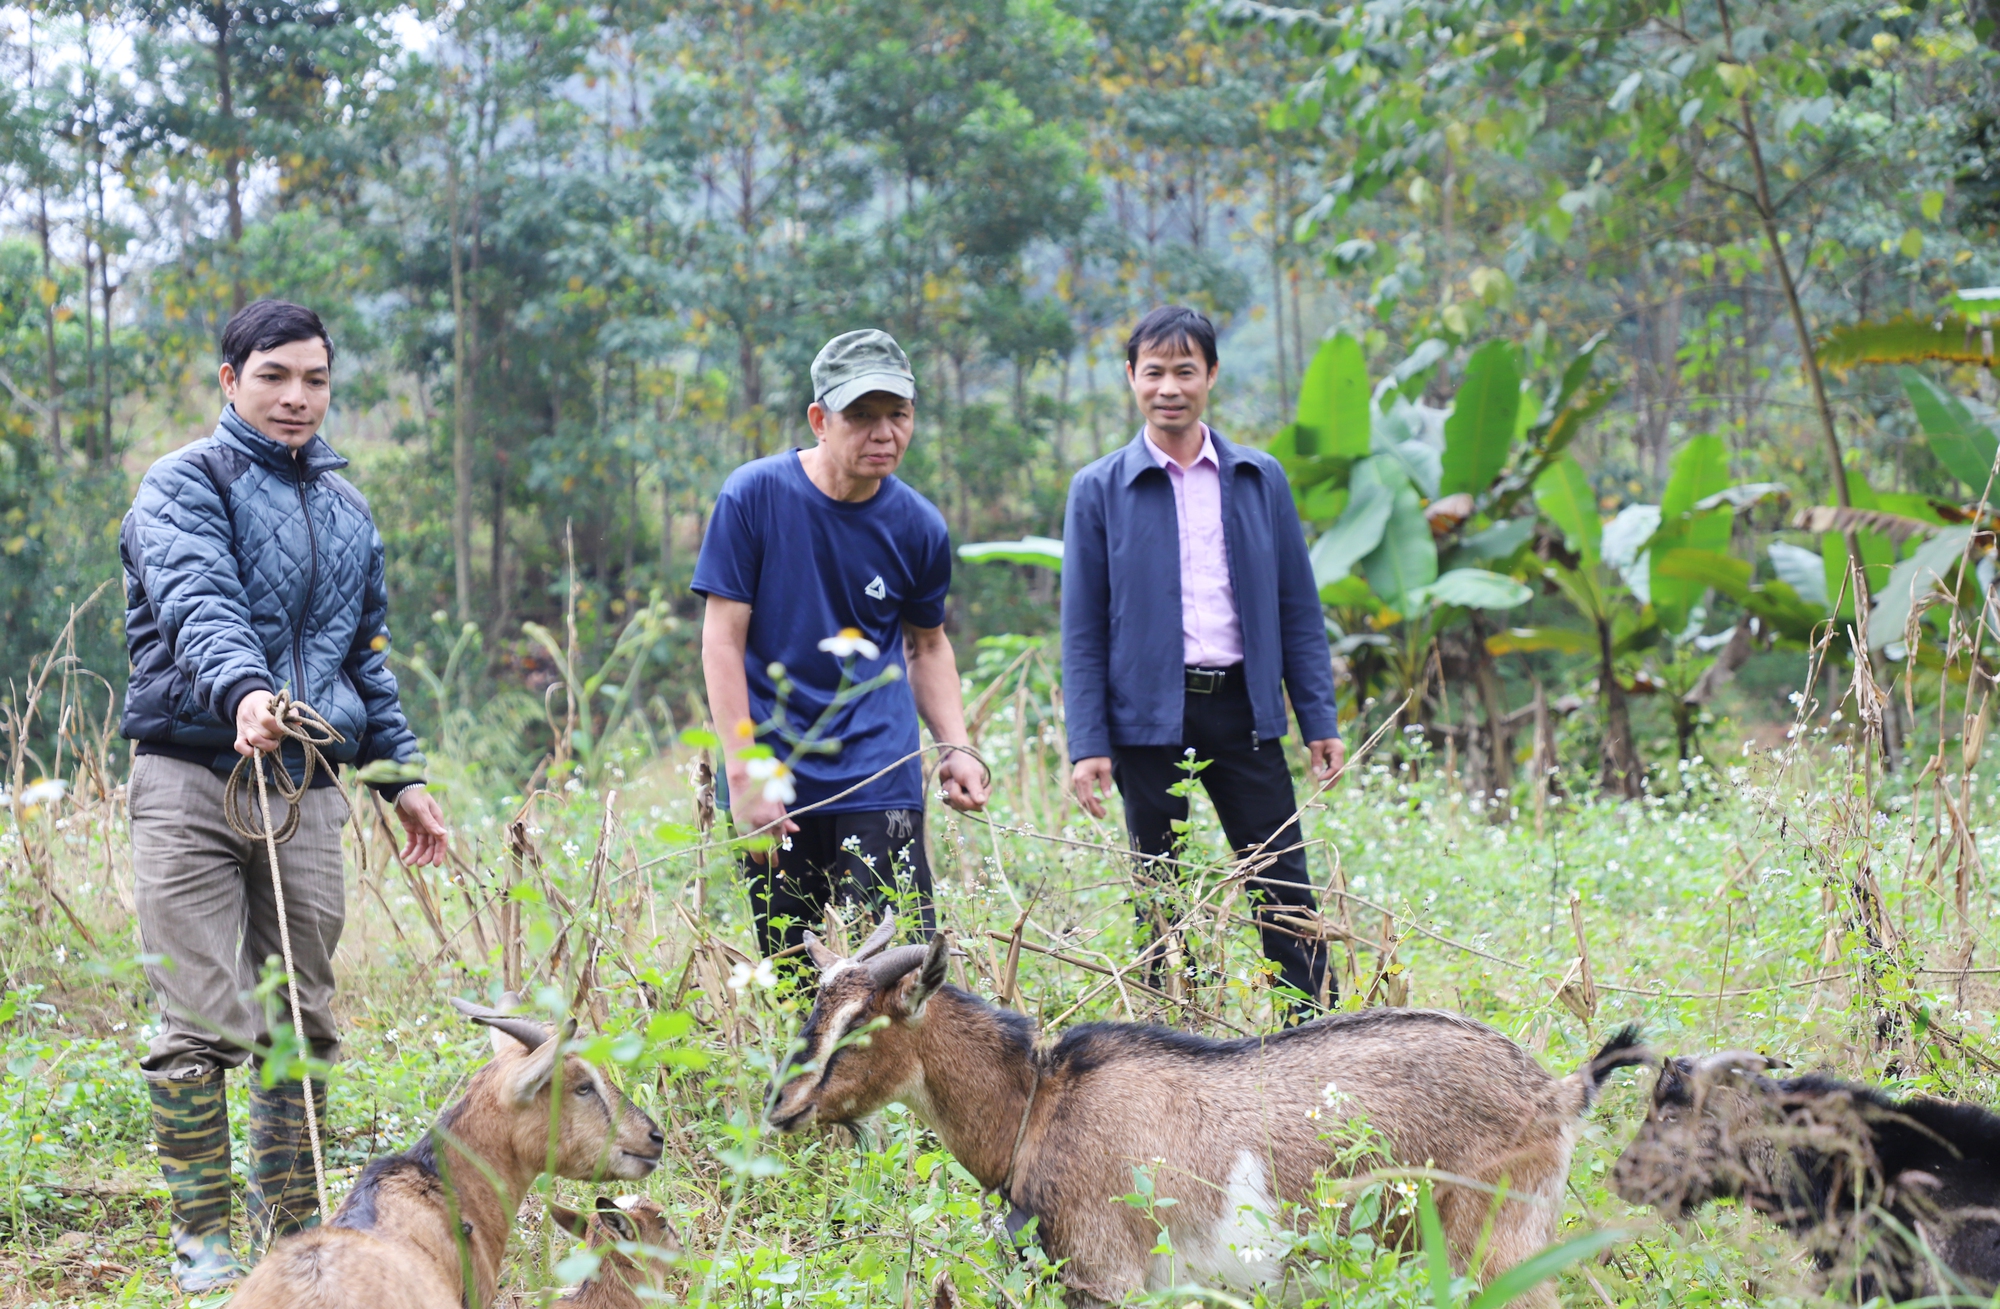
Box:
[0,0,1996,782]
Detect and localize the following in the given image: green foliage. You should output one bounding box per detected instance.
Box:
[1294,332,1371,459]
[1900,369,2000,494]
[1532,457,1600,568]
[958,537,1064,570]
[1439,341,1519,498]
[1648,436,1733,633]
[1360,482,1437,606]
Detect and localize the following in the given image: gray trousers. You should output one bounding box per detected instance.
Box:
[130,753,349,1082]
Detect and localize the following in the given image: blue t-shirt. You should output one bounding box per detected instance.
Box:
[691,451,951,813]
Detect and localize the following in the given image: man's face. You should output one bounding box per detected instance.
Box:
[807,392,915,481]
[220,338,331,450]
[1126,341,1216,441]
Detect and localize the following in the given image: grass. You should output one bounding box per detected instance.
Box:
[0,676,1996,1308]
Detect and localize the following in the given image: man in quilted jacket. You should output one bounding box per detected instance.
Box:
[120,300,449,1289]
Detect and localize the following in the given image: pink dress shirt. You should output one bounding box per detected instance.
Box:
[1143,425,1244,667]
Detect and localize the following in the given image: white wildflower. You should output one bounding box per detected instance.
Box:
[19,778,65,807]
[818,628,880,661]
[745,756,796,804]
[728,958,779,991]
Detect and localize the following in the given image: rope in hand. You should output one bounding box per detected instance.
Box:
[223,690,344,1226]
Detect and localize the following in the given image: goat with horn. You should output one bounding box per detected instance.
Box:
[232,997,664,1309]
[769,917,1647,1306]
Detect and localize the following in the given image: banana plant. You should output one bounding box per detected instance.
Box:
[1790,302,2000,663]
[1273,333,1585,775]
[1497,437,1789,792]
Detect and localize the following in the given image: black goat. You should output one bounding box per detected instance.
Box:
[1612,1051,2000,1301]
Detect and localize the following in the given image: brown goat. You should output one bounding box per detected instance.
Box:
[1612,1051,2000,1301]
[232,1000,664,1309]
[768,919,1644,1307]
[546,1194,682,1307]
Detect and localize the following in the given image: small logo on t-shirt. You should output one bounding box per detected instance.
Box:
[864,575,887,600]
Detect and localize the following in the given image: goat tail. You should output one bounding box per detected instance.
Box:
[1570,1024,1649,1110]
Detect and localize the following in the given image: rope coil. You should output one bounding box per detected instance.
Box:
[225,691,344,1225]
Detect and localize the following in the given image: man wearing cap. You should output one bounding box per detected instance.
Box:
[694,329,989,956]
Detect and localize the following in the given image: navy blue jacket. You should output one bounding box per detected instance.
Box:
[120,407,421,783]
[1060,431,1339,761]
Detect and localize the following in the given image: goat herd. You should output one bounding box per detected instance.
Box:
[231,917,2000,1307]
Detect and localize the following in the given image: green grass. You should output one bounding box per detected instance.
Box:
[0,709,1995,1307]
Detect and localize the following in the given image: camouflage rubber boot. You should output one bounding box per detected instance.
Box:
[247,1077,326,1245]
[147,1069,246,1291]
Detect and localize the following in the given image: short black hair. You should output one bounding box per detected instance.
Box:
[220,299,334,375]
[1125,305,1218,371]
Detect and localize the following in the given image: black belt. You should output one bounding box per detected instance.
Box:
[1184,666,1237,694]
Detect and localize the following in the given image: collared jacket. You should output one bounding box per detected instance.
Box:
[1061,430,1339,761]
[120,406,421,781]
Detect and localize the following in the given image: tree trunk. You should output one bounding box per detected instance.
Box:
[448,145,474,625]
[80,242,95,464]
[210,3,244,310]
[490,460,507,631]
[27,12,61,457]
[1269,153,1290,416]
[1597,620,1643,797]
[1470,616,1514,804]
[1713,0,1845,508]
[36,191,61,456]
[94,142,114,461]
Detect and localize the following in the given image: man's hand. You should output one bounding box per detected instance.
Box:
[730,773,799,865]
[1309,737,1347,786]
[937,747,989,812]
[394,785,449,867]
[1071,756,1115,818]
[234,689,285,757]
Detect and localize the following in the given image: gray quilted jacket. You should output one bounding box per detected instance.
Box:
[120,406,421,783]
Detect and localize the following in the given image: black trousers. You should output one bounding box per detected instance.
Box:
[746,807,935,957]
[1111,669,1330,1008]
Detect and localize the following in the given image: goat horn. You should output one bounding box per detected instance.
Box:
[864,943,930,986]
[853,915,899,962]
[1694,1050,1784,1079]
[803,931,843,972]
[450,995,554,1052]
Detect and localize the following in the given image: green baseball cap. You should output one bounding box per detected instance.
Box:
[811,329,917,414]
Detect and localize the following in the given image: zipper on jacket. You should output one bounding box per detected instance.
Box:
[291,462,319,698]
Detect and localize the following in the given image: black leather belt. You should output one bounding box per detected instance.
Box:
[1185,666,1236,694]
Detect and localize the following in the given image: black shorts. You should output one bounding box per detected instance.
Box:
[744,807,934,957]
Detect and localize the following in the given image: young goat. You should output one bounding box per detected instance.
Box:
[1612,1051,2000,1301]
[767,919,1645,1306]
[232,1000,664,1309]
[547,1194,682,1307]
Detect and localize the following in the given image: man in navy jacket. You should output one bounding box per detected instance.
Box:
[1062,306,1343,1015]
[121,300,448,1289]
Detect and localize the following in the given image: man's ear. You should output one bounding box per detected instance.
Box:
[904,931,952,1017]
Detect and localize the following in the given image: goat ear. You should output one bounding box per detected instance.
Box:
[598,1208,639,1244]
[804,931,842,973]
[903,930,952,1016]
[510,1017,580,1105]
[549,1202,588,1238]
